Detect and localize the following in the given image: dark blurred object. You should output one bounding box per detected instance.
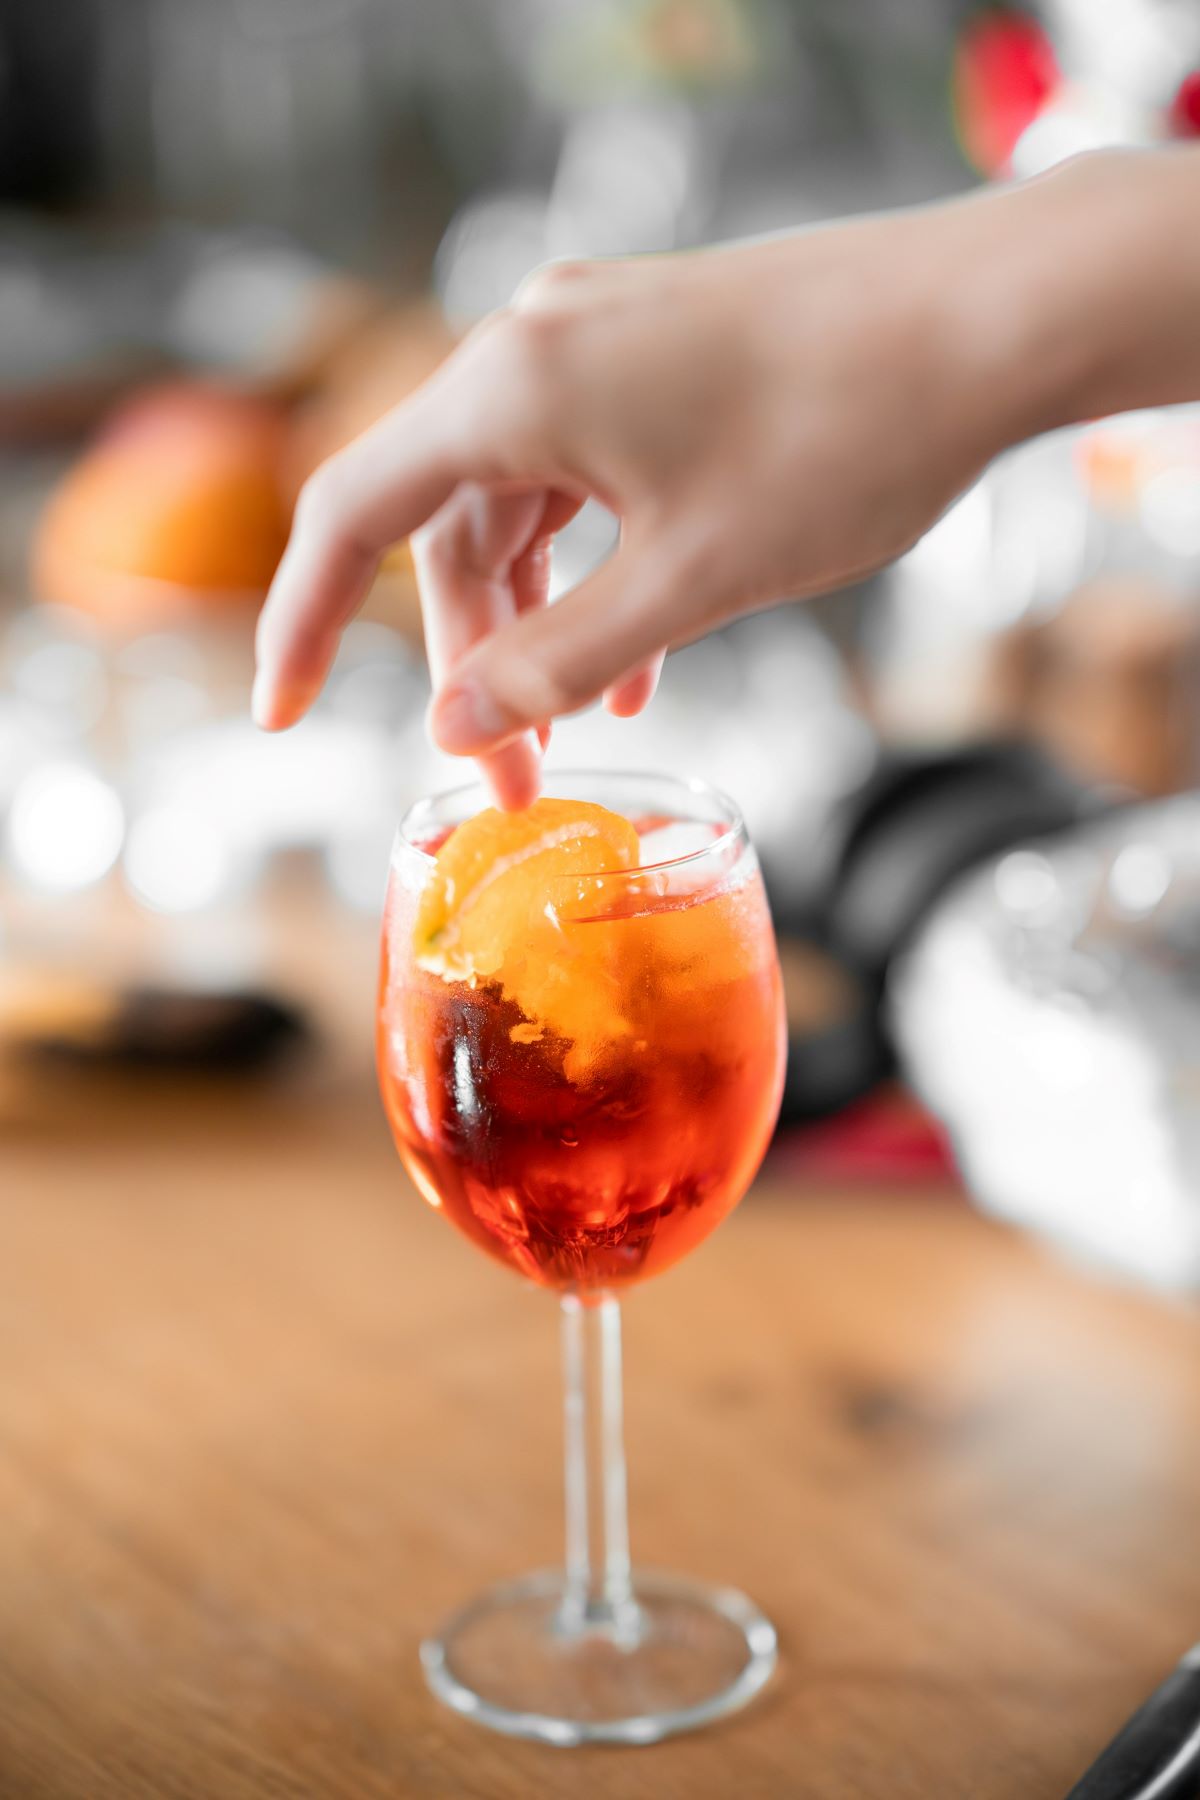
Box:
[820,742,1105,985]
[0,0,102,205]
[1065,1643,1200,1799]
[2,972,305,1072]
[4,0,974,330]
[0,221,162,442]
[773,742,1101,1126]
[775,936,888,1124]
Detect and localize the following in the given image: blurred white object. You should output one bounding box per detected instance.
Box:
[6,759,124,894]
[547,501,619,600]
[167,233,340,377]
[3,605,108,742]
[873,434,1088,741]
[0,604,427,917]
[546,101,702,259]
[1009,81,1146,178]
[112,631,212,749]
[1045,0,1200,116]
[1011,0,1200,176]
[435,193,554,329]
[116,620,426,914]
[1,578,866,923]
[124,804,242,915]
[892,795,1200,1290]
[873,403,1200,749]
[435,93,711,329]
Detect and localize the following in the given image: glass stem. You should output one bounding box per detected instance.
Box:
[559,1292,638,1638]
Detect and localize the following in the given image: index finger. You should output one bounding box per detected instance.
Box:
[257,299,558,731]
[252,386,469,730]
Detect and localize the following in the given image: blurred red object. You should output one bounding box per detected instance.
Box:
[33,382,292,630]
[953,6,1060,176]
[774,1087,959,1187]
[1169,70,1200,138]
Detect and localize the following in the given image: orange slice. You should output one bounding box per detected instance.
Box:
[414,798,640,986]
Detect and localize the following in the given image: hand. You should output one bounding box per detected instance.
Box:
[253,230,985,808]
[252,148,1200,808]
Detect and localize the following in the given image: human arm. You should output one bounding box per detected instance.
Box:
[252,146,1200,808]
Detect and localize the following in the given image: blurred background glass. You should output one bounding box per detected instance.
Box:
[5,0,1200,1286]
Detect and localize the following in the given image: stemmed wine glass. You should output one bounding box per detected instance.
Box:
[377,771,786,1744]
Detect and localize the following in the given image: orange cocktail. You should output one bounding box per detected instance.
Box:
[378,800,783,1291]
[377,773,785,1746]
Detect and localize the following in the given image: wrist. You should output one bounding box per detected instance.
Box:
[940,148,1200,458]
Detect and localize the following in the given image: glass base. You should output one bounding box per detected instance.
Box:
[421,1567,777,1746]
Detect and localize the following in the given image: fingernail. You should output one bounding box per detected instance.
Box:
[433,681,511,753]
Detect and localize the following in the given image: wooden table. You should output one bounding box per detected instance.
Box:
[5,903,1200,1799]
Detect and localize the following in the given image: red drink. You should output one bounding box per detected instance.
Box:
[375,780,786,1742]
[377,822,785,1291]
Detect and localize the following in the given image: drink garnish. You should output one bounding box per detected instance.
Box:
[414,798,639,986]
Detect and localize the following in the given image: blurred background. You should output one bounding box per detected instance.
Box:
[6,0,1200,1288]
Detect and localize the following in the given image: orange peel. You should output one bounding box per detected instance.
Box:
[414,798,639,990]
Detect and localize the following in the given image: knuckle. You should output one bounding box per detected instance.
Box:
[418,498,481,580]
[489,648,582,724]
[513,258,592,312]
[643,518,724,619]
[294,458,347,536]
[502,305,567,373]
[469,311,572,463]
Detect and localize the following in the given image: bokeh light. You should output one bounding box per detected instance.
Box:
[7,760,124,892]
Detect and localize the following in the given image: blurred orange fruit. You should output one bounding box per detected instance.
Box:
[33,382,292,629]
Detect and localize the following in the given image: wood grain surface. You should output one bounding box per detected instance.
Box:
[4,897,1200,1799]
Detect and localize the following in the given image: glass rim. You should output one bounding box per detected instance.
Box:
[395,768,747,878]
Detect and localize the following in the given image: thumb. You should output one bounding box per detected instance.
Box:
[428,540,686,754]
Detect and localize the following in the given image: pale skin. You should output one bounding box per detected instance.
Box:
[253,147,1200,809]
